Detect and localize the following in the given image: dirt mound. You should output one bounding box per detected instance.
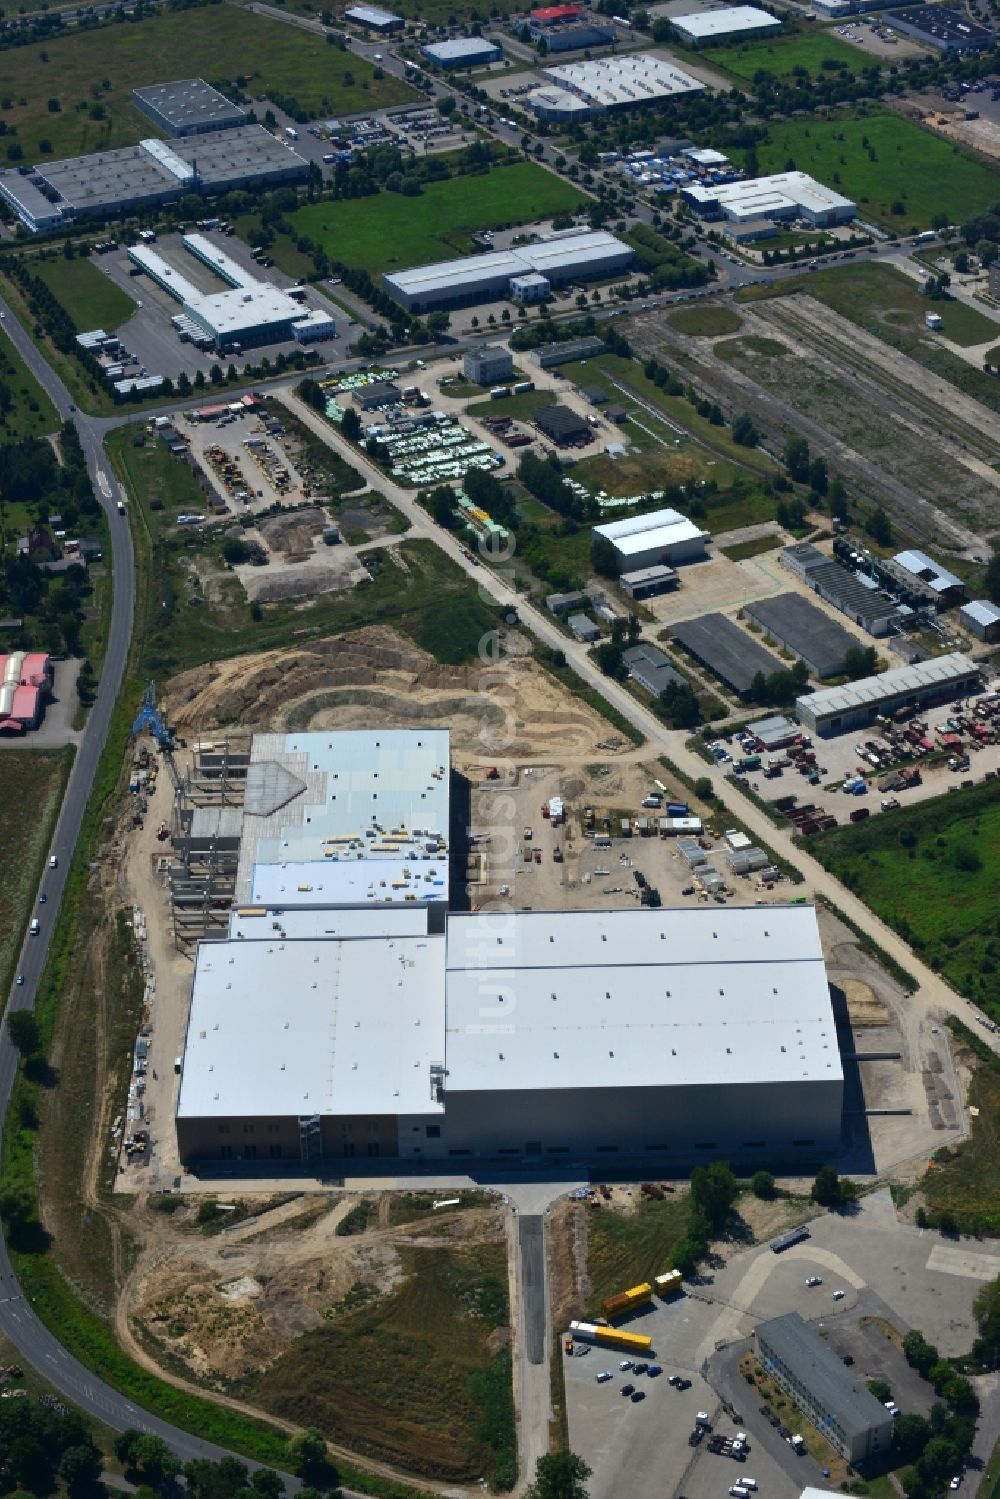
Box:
[164,625,613,759]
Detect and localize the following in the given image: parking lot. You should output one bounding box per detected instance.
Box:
[564,1193,1000,1499]
[181,407,313,514]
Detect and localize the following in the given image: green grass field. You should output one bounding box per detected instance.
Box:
[32,257,136,332]
[288,163,589,274]
[0,749,73,1006]
[728,109,999,230]
[273,0,523,21]
[702,30,870,80]
[0,7,415,161]
[811,780,1000,1017]
[585,1198,692,1316]
[791,263,1000,348]
[667,305,742,337]
[922,1034,1000,1235]
[0,330,60,438]
[252,1244,515,1483]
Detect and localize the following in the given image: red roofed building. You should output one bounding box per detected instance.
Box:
[11,684,40,728]
[0,650,52,732]
[530,4,585,21]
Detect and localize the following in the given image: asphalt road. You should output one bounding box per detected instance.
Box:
[518,1217,547,1367]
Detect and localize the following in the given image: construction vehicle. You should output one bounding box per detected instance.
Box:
[602,1283,653,1321]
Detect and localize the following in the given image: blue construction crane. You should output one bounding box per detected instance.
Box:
[132,681,180,789]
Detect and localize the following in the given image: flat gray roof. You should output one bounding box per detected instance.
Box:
[168,125,308,187]
[809,561,902,628]
[757,1313,894,1440]
[132,79,247,136]
[444,906,840,1095]
[743,592,858,678]
[796,651,978,721]
[177,934,446,1119]
[671,612,783,695]
[38,144,176,212]
[385,230,631,299]
[622,641,685,694]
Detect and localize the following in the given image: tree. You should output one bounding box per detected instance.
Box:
[658,681,699,730]
[973,1274,1000,1367]
[7,1009,40,1056]
[866,506,892,546]
[903,1329,940,1378]
[526,1450,592,1499]
[783,435,810,483]
[58,1444,103,1493]
[894,1412,933,1461]
[731,411,758,447]
[690,1159,737,1229]
[286,1429,327,1479]
[130,1434,181,1484]
[868,1378,891,1402]
[750,1170,775,1199]
[0,1183,33,1231]
[222,537,250,566]
[427,310,449,335]
[984,548,1000,605]
[843,644,877,680]
[694,776,714,802]
[340,406,361,442]
[427,485,457,529]
[808,456,828,496]
[591,532,620,578]
[811,1164,844,1207]
[594,642,626,681]
[113,1430,143,1467]
[251,1471,285,1499]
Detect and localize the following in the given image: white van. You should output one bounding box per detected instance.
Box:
[742,1481,758,1491]
[29,918,40,934]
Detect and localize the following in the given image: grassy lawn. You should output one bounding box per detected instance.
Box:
[667,305,742,338]
[737,264,1000,414]
[720,533,783,561]
[467,387,552,422]
[585,1197,692,1316]
[701,30,869,81]
[252,1244,516,1484]
[272,0,522,20]
[109,427,502,675]
[0,329,59,438]
[922,1032,1000,1234]
[288,163,589,274]
[715,334,789,362]
[0,748,73,1005]
[810,780,1000,1018]
[0,7,414,162]
[31,257,136,333]
[727,108,1000,230]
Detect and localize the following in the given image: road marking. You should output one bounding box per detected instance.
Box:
[96,470,112,500]
[927,1244,1000,1281]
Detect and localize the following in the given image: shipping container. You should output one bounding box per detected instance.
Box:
[569,1321,654,1353]
[654,1269,683,1297]
[602,1283,653,1321]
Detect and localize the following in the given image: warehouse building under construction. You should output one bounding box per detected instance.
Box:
[169,727,843,1169]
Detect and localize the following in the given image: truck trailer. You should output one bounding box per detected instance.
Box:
[569,1321,654,1354]
[654,1269,683,1297]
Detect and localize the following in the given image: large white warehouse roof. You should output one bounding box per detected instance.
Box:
[177,935,446,1120]
[540,51,704,106]
[445,906,839,1094]
[594,506,708,558]
[672,5,781,39]
[384,229,632,303]
[694,171,856,221]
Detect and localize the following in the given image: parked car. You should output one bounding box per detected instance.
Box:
[806,1276,822,1287]
[620,1383,635,1397]
[832,1290,845,1300]
[595,1371,612,1384]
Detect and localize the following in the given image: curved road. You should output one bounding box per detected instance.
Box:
[0,292,278,1464]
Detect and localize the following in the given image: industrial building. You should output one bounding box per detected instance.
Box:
[383,229,634,312]
[795,652,980,736]
[961,599,1000,643]
[344,2,404,27]
[568,612,602,642]
[464,346,514,385]
[14,124,308,228]
[756,1314,894,1463]
[132,79,247,137]
[622,641,686,695]
[172,728,843,1168]
[593,508,710,570]
[671,613,784,699]
[747,713,800,752]
[422,36,502,65]
[509,271,551,303]
[684,171,856,227]
[890,549,966,606]
[531,335,605,367]
[528,53,704,120]
[884,4,993,48]
[0,174,64,233]
[742,593,860,679]
[526,3,617,50]
[127,233,334,350]
[670,5,782,44]
[535,404,591,446]
[0,651,52,733]
[619,564,678,600]
[781,544,904,638]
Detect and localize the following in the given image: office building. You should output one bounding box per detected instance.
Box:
[756,1314,894,1462]
[796,652,980,736]
[464,346,514,385]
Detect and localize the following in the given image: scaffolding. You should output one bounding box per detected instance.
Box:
[166,737,251,948]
